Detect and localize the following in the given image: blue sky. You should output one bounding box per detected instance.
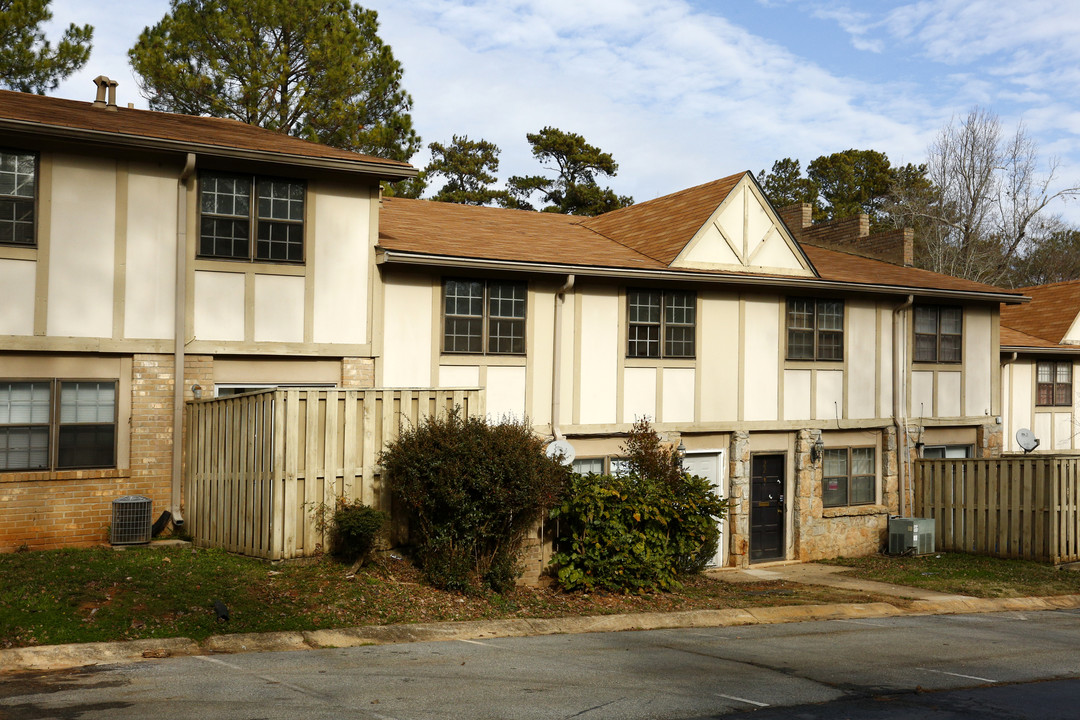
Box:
[45,0,1080,219]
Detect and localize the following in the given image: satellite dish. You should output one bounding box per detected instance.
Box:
[546,439,576,466]
[1016,428,1041,454]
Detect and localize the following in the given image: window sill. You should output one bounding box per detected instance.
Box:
[913,362,963,368]
[0,245,37,261]
[1,468,129,483]
[783,360,844,368]
[822,504,887,518]
[194,258,306,275]
[624,357,696,368]
[440,354,526,366]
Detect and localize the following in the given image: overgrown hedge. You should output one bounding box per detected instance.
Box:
[551,420,727,592]
[382,411,568,593]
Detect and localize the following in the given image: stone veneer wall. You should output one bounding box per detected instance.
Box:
[793,427,899,561]
[727,431,751,566]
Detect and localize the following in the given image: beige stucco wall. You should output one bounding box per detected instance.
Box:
[312,181,371,345]
[47,155,115,338]
[381,273,433,387]
[743,296,780,421]
[0,259,35,335]
[699,292,739,422]
[577,287,618,425]
[124,163,177,340]
[964,307,994,416]
[254,274,305,343]
[193,270,245,341]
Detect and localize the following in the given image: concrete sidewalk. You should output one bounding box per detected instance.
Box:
[709,562,975,602]
[5,564,1080,674]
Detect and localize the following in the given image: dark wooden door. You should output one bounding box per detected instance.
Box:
[751,454,785,562]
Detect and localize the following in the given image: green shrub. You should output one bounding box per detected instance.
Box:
[382,410,568,593]
[329,500,387,563]
[550,419,727,592]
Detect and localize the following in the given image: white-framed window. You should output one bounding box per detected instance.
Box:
[0,380,117,471]
[921,444,972,459]
[213,383,334,398]
[1036,361,1072,407]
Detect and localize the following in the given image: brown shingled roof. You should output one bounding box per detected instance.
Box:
[580,174,743,264]
[0,89,412,174]
[379,197,663,269]
[801,244,1020,296]
[1000,326,1065,349]
[1000,279,1080,346]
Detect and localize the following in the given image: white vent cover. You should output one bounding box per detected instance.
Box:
[111,495,152,545]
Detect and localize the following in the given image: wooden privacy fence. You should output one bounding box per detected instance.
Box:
[914,456,1080,564]
[184,387,484,560]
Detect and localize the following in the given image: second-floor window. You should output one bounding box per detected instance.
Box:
[199,173,305,263]
[1037,361,1072,406]
[786,299,843,360]
[627,289,696,358]
[0,149,36,246]
[914,305,962,363]
[443,279,526,354]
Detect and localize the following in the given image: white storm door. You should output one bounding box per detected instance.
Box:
[682,450,727,567]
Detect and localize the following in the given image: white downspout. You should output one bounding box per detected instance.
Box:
[551,274,575,441]
[171,153,196,530]
[893,294,914,518]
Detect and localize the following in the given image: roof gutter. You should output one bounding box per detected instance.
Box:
[376,249,1029,304]
[0,118,417,180]
[1000,346,1080,355]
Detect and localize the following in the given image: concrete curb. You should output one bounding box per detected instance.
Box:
[5,594,1080,673]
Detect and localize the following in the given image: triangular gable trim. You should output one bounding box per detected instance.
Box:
[670,174,816,277]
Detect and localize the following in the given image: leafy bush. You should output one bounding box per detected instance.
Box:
[329,500,388,563]
[550,419,727,592]
[382,410,568,593]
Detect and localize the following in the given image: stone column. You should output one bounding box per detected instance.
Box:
[728,431,751,567]
[976,421,1004,458]
[793,428,820,561]
[882,425,899,514]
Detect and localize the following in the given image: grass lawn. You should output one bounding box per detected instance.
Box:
[827,552,1080,598]
[1,545,889,649]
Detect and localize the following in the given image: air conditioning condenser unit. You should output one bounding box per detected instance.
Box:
[888,517,935,556]
[111,495,152,545]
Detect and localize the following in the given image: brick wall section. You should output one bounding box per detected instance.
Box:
[0,354,182,552]
[342,357,375,388]
[184,355,214,401]
[778,202,913,267]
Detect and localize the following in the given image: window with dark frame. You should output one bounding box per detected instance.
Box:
[1037,361,1073,406]
[199,172,305,263]
[627,289,696,358]
[0,150,36,246]
[786,298,844,360]
[822,446,875,508]
[0,380,117,472]
[914,305,962,363]
[443,279,526,355]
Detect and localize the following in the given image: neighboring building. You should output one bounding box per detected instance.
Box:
[376,173,1023,564]
[0,82,413,550]
[1,85,1028,566]
[1000,280,1080,453]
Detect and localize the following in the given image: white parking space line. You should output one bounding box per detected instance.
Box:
[684,632,731,639]
[834,619,890,627]
[917,667,997,683]
[458,639,501,647]
[194,655,333,703]
[716,693,770,707]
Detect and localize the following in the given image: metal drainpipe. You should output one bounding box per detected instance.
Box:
[1001,352,1018,450]
[893,294,914,517]
[171,153,196,530]
[551,275,575,441]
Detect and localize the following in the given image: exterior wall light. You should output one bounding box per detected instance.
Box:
[191,384,202,400]
[811,436,825,463]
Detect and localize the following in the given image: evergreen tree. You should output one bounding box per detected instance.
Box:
[427,135,505,206]
[0,0,92,94]
[128,0,419,161]
[502,126,633,215]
